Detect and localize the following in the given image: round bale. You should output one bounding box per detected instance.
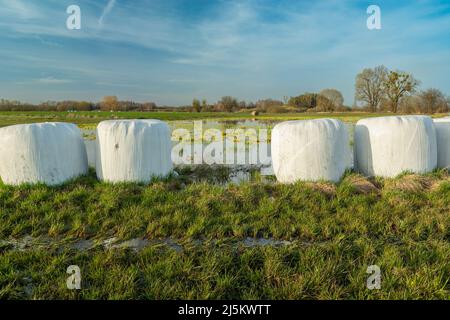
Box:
[354,116,437,177]
[433,118,450,169]
[95,120,172,183]
[271,119,351,183]
[0,122,88,185]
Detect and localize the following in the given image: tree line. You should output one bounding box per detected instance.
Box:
[1,66,448,113]
[0,96,157,112]
[355,65,448,113]
[190,66,448,114]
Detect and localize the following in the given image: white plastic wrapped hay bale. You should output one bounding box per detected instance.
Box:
[271,119,351,183]
[355,116,437,177]
[0,122,88,185]
[433,118,450,169]
[96,120,172,183]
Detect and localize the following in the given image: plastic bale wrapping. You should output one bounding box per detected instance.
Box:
[95,120,173,183]
[271,119,352,183]
[0,122,88,186]
[354,116,437,178]
[433,118,450,169]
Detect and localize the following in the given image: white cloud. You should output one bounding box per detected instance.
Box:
[37,77,72,84]
[0,0,42,19]
[99,0,117,27]
[0,0,449,105]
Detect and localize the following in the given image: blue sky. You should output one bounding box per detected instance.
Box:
[0,0,449,106]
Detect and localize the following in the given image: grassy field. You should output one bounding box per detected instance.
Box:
[0,111,448,299]
[1,110,448,128]
[0,168,449,299]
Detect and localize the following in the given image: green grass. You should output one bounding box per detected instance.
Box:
[1,240,447,299]
[0,111,238,128]
[0,168,449,299]
[1,110,448,128]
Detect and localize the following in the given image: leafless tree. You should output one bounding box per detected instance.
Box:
[192,98,201,112]
[355,65,388,112]
[418,88,448,113]
[100,96,119,111]
[217,96,239,112]
[319,89,344,109]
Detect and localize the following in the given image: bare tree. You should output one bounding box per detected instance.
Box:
[217,96,238,112]
[383,70,419,113]
[355,66,388,112]
[192,98,201,112]
[201,99,209,112]
[316,95,334,112]
[256,99,283,112]
[319,88,344,110]
[141,102,156,111]
[100,96,119,111]
[398,95,421,114]
[238,101,247,109]
[418,88,448,113]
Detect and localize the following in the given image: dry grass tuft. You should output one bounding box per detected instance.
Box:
[430,176,450,192]
[306,182,337,196]
[385,174,434,193]
[344,174,380,194]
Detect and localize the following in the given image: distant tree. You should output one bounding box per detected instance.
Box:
[201,99,208,112]
[118,101,139,111]
[247,102,256,109]
[39,101,57,111]
[101,96,119,111]
[256,99,283,112]
[56,101,69,111]
[316,95,334,112]
[319,89,344,110]
[383,70,419,113]
[141,102,156,111]
[418,88,448,113]
[398,95,421,114]
[79,101,93,111]
[355,65,388,112]
[56,100,92,111]
[217,96,238,112]
[288,93,318,109]
[192,98,201,112]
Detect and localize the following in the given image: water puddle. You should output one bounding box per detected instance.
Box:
[0,236,306,253]
[242,237,292,247]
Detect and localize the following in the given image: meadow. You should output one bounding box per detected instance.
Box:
[0,167,448,299]
[2,110,448,129]
[0,111,448,300]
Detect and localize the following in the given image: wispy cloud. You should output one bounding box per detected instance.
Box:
[37,77,72,84]
[99,0,116,27]
[0,0,42,19]
[0,0,449,105]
